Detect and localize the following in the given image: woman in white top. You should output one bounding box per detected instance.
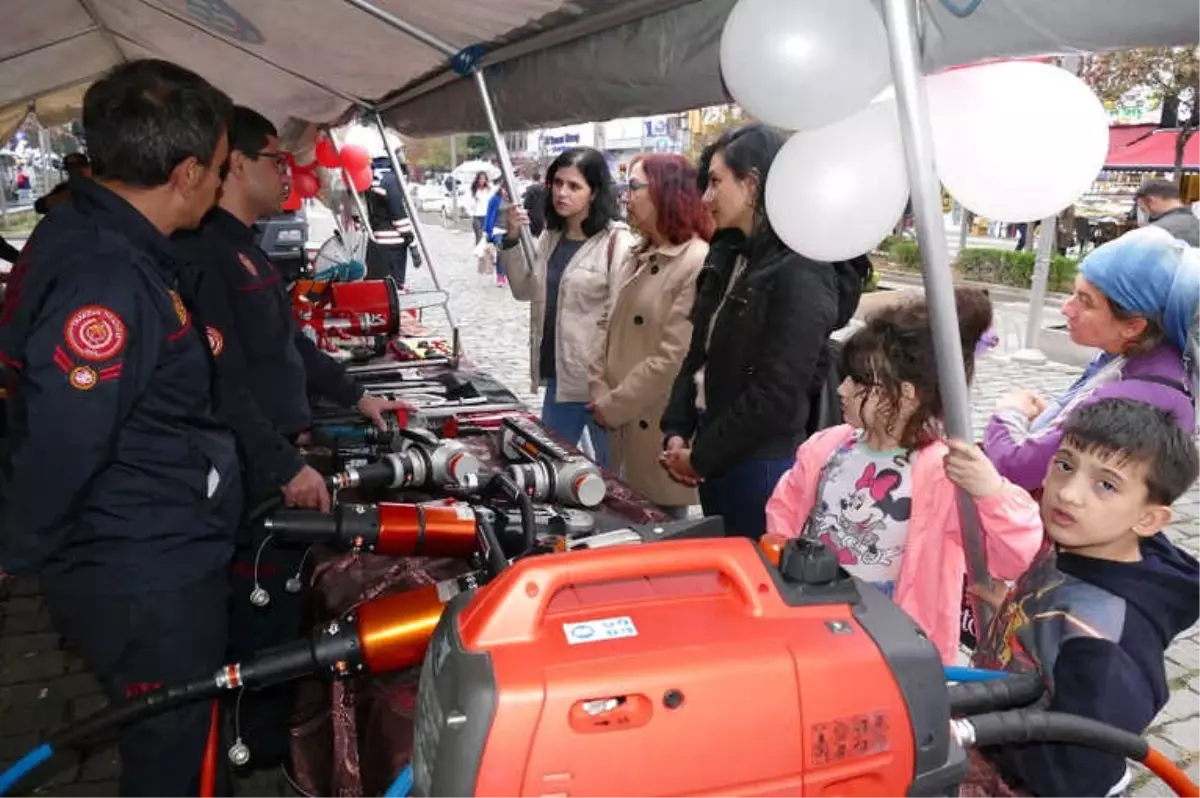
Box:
[467,171,493,246]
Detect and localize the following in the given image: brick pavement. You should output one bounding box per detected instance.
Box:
[0,218,1195,796]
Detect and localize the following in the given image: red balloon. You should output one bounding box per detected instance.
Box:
[340,144,371,173]
[294,171,321,199]
[282,186,302,211]
[314,137,340,168]
[349,165,373,193]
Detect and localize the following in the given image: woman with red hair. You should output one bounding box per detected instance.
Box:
[588,154,713,516]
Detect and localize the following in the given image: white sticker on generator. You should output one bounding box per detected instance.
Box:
[563,616,638,645]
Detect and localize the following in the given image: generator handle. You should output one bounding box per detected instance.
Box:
[460,539,771,647]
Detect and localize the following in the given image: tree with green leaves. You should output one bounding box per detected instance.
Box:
[466,133,496,160]
[1082,47,1199,184]
[402,136,452,169]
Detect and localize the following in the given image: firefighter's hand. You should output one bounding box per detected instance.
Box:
[357,394,406,431]
[660,446,702,487]
[943,439,1005,498]
[282,465,332,513]
[507,205,529,234]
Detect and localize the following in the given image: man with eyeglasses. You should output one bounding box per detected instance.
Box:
[174,105,403,772]
[0,59,239,796]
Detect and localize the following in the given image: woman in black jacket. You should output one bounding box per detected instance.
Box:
[659,124,849,539]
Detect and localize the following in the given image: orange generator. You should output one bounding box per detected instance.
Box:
[411,537,963,796]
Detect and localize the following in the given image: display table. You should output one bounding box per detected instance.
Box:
[287,355,670,796]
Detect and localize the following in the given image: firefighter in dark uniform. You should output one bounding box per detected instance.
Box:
[364,152,415,286]
[174,106,404,770]
[0,60,238,796]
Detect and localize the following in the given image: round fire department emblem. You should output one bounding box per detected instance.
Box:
[168,290,188,326]
[68,366,97,391]
[64,305,127,362]
[206,326,224,357]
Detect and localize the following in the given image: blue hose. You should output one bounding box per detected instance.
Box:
[945,665,1008,682]
[383,763,413,798]
[0,742,53,796]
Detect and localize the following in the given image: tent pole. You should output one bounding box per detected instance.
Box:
[1012,214,1056,364]
[880,0,994,626]
[372,111,459,332]
[468,70,540,269]
[341,0,539,269]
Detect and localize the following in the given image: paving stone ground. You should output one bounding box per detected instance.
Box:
[0,217,1195,796]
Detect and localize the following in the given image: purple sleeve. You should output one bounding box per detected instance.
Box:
[983,408,1060,491]
[1086,378,1196,432]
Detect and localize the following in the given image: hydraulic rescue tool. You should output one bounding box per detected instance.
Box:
[499,416,607,508]
[3,536,1197,798]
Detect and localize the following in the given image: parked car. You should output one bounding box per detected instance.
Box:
[414,183,449,213]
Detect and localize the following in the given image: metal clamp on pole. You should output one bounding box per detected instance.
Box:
[881,0,994,630]
[1012,214,1057,365]
[341,0,540,271]
[372,111,459,333]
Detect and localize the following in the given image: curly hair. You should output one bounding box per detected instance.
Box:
[841,287,994,448]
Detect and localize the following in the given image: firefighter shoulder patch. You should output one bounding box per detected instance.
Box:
[64,305,127,362]
[206,327,224,357]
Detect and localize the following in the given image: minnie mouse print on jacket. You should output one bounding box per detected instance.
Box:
[805,441,915,598]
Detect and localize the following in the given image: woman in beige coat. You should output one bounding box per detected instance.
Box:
[588,154,713,514]
[501,147,632,466]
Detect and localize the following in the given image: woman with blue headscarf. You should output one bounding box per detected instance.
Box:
[985,226,1198,491]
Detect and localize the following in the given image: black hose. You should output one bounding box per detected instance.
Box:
[965,709,1149,761]
[948,673,1045,716]
[51,675,221,750]
[480,472,536,554]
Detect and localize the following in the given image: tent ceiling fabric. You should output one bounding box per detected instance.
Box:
[1,0,1197,139]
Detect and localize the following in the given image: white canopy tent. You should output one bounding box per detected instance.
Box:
[2,0,1197,143]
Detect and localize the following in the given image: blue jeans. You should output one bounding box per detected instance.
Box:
[698,455,792,540]
[541,378,610,468]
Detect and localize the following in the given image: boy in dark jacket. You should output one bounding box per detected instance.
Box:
[964,398,1200,797]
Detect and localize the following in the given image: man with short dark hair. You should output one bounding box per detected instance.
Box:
[1135,179,1199,246]
[175,106,405,770]
[0,59,239,796]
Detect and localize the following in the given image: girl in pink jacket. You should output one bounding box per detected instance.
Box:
[766,288,1043,663]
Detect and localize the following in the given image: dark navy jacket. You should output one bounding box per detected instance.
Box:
[174,208,363,499]
[975,535,1200,796]
[0,178,242,594]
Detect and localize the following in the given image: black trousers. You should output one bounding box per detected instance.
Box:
[44,572,229,797]
[226,537,308,770]
[365,239,409,287]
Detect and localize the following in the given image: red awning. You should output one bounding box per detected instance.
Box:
[1107,124,1156,160]
[1106,129,1200,171]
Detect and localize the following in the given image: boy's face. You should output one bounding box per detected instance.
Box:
[1042,440,1173,561]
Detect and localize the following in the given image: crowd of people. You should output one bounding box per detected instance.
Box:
[497,128,1199,796]
[0,51,1197,797]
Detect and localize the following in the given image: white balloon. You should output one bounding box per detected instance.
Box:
[927,61,1109,222]
[766,100,910,262]
[720,0,891,131]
